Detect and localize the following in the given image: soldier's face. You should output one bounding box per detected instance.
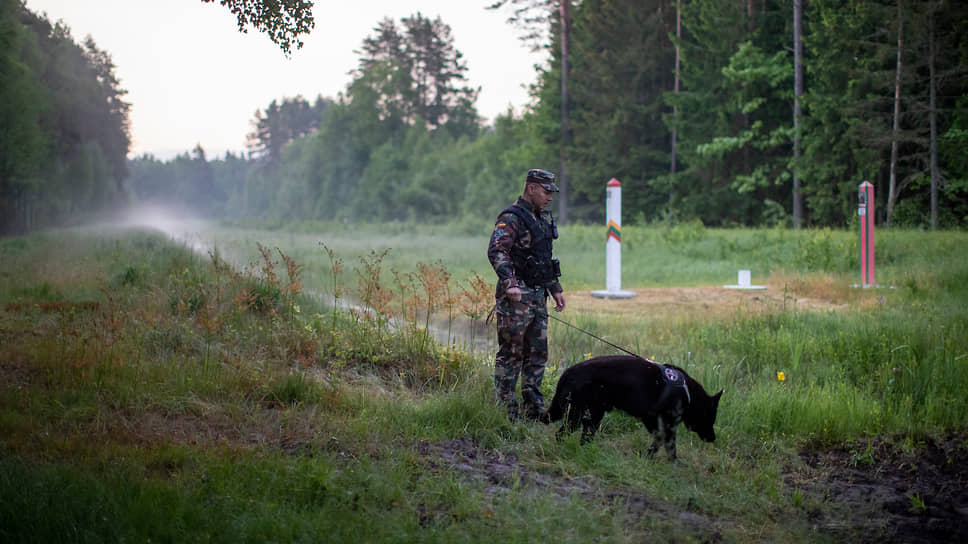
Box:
[527,184,554,211]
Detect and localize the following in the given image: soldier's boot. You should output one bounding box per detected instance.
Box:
[504,399,520,422]
[495,378,520,422]
[521,389,550,424]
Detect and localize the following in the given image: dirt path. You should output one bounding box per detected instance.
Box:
[567,285,848,320]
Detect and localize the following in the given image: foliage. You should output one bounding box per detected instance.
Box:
[353,13,479,135]
[7,1,968,231]
[486,0,556,50]
[201,0,315,55]
[245,95,330,163]
[0,2,131,234]
[562,0,680,222]
[0,0,48,234]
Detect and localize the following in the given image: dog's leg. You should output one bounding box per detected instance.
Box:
[663,424,678,462]
[646,437,661,458]
[567,404,582,432]
[642,416,661,457]
[579,406,605,445]
[555,404,580,441]
[579,406,594,444]
[645,416,678,461]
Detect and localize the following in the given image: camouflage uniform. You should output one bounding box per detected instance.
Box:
[488,196,563,421]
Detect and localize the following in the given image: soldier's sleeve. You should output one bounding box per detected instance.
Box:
[487,212,519,290]
[548,280,563,296]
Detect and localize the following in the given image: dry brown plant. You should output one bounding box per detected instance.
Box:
[278,248,304,298]
[355,249,394,332]
[319,243,345,306]
[392,269,419,325]
[415,261,450,331]
[257,242,278,288]
[459,272,493,322]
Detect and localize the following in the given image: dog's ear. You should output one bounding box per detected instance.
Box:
[712,389,724,407]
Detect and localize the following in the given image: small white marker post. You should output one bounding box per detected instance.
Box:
[591,178,636,299]
[723,269,766,290]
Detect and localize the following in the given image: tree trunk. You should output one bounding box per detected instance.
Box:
[886,1,903,227]
[792,0,804,228]
[742,0,754,176]
[929,3,938,230]
[669,0,681,226]
[559,0,570,225]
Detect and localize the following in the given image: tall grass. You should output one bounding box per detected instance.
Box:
[146,220,968,438]
[1,223,966,542]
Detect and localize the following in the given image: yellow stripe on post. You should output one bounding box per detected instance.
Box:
[606,220,621,242]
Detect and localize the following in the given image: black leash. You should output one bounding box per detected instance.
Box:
[548,314,644,360]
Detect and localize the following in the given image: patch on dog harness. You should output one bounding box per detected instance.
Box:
[659,364,691,404]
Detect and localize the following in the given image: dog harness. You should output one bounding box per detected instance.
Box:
[656,364,691,409]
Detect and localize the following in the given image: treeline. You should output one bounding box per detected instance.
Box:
[0,0,130,234]
[6,1,968,234]
[506,0,968,228]
[130,1,968,229]
[128,11,537,226]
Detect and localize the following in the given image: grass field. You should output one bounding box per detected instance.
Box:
[1,219,966,542]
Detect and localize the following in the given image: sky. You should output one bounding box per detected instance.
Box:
[24,0,548,160]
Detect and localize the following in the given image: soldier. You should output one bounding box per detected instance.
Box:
[487,168,567,422]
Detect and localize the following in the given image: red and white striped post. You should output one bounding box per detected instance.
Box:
[858,181,875,287]
[591,178,635,299]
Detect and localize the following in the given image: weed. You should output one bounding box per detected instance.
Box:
[265,372,316,407]
[458,272,493,349]
[792,487,804,508]
[908,493,927,515]
[115,265,143,287]
[355,248,393,334]
[848,439,876,468]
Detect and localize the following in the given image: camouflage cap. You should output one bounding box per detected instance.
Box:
[526,169,559,192]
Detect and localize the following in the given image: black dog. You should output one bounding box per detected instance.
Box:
[548,355,723,461]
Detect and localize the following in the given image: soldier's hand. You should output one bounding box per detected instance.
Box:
[552,292,566,312]
[506,286,523,302]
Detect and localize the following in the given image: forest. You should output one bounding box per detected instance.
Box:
[2,0,967,234]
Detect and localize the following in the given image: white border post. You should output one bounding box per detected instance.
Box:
[592,178,635,299]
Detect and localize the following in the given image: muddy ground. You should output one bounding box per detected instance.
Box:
[794,434,968,543]
[417,433,967,543]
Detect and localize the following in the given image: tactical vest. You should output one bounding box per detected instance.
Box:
[500,204,556,287]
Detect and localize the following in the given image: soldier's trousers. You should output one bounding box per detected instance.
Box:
[494,287,549,420]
